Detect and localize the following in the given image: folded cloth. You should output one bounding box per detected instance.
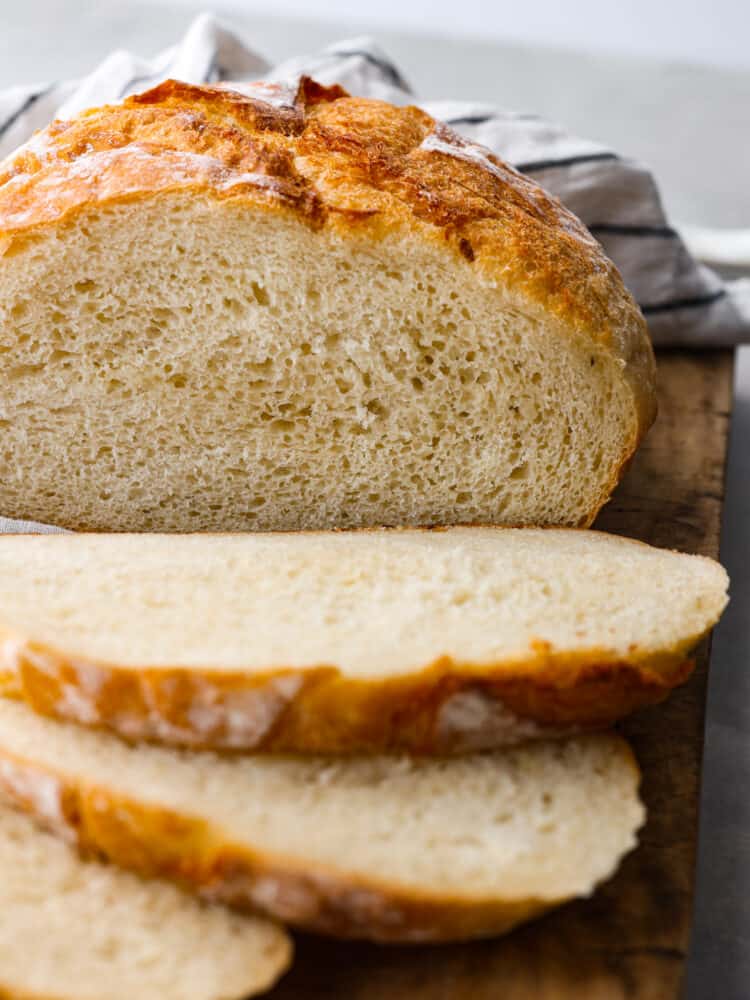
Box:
[0,518,67,534]
[0,14,745,537]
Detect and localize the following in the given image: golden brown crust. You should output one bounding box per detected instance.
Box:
[0,988,64,1000]
[0,75,656,475]
[0,629,697,753]
[0,744,566,942]
[0,990,67,1000]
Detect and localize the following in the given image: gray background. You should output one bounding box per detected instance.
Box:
[2,3,749,994]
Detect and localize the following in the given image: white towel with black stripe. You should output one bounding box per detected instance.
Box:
[1,10,748,357]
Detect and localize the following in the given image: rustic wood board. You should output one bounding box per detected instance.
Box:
[266,349,734,1000]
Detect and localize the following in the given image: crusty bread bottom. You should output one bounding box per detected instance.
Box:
[0,651,691,753]
[0,529,727,752]
[0,699,644,942]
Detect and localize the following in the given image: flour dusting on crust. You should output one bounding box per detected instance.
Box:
[435,688,570,752]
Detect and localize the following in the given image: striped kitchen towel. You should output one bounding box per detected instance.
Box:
[1,9,748,356]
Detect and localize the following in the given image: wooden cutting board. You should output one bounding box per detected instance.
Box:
[266,349,734,1000]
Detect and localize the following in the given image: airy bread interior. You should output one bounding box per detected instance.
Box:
[0,797,290,1000]
[0,529,728,675]
[0,698,642,907]
[0,194,641,531]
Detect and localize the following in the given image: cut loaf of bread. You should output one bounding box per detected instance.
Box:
[0,799,290,1000]
[0,529,728,753]
[0,699,644,942]
[0,77,656,532]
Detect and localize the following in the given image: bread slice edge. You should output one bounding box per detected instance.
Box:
[0,734,643,943]
[0,628,712,753]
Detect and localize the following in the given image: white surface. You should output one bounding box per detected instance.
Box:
[681,225,750,269]
[161,0,750,70]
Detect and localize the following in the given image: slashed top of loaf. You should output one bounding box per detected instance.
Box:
[0,76,650,354]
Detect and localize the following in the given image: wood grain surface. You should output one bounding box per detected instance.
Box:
[265,349,735,1000]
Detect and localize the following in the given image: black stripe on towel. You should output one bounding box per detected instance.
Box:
[588,222,678,238]
[329,48,411,91]
[445,112,540,127]
[445,114,496,126]
[640,289,727,315]
[0,85,55,140]
[204,54,220,83]
[516,151,619,173]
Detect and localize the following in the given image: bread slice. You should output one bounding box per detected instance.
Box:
[0,77,655,532]
[0,800,291,1000]
[0,699,643,943]
[0,529,728,753]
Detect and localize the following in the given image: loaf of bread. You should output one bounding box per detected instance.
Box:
[0,798,290,1000]
[0,529,727,753]
[0,77,655,532]
[0,698,643,942]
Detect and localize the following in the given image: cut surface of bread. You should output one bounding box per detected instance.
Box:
[0,529,728,752]
[0,78,655,532]
[0,699,644,942]
[0,799,290,1000]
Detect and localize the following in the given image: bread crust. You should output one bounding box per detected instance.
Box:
[0,76,656,514]
[0,988,64,1000]
[0,739,640,942]
[0,988,67,1000]
[0,630,696,753]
